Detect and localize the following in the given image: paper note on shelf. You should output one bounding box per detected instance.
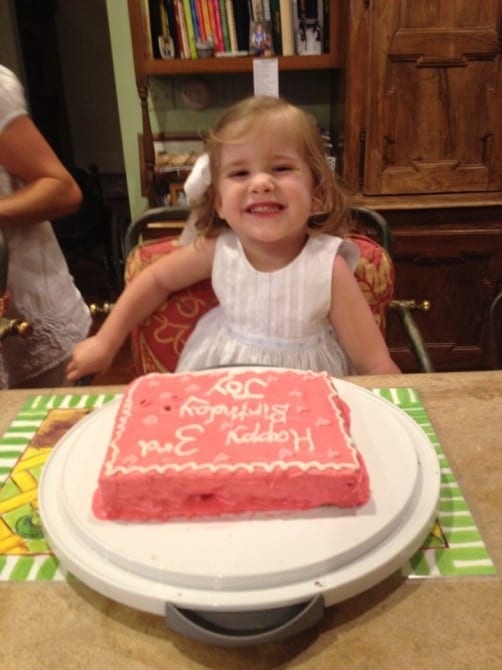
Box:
[253,58,279,97]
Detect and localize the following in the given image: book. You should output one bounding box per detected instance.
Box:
[291,0,300,54]
[268,0,282,55]
[321,0,329,53]
[182,0,198,57]
[139,0,154,58]
[148,0,163,58]
[158,1,176,58]
[262,0,271,21]
[232,0,251,52]
[209,0,225,52]
[296,0,322,55]
[189,0,202,42]
[218,0,231,52]
[163,0,181,57]
[173,0,190,58]
[198,1,212,44]
[279,0,294,55]
[225,0,239,52]
[250,0,264,21]
[193,0,208,42]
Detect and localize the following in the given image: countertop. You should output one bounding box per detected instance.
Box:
[1,371,501,669]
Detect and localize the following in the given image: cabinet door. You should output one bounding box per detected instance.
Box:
[385,211,502,372]
[364,1,502,195]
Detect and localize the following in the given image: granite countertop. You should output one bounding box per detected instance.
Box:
[1,371,501,669]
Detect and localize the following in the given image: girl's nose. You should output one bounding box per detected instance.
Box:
[250,172,274,193]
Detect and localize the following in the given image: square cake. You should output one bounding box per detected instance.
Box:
[93,368,370,521]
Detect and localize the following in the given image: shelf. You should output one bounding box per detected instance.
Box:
[141,54,339,76]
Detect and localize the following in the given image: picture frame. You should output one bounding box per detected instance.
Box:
[138,133,204,198]
[249,20,274,56]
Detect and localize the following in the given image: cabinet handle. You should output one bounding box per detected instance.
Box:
[0,318,33,342]
[390,299,431,312]
[89,302,114,317]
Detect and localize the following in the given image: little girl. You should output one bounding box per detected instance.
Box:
[67,96,400,381]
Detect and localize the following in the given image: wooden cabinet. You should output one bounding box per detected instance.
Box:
[341,0,502,371]
[344,1,502,196]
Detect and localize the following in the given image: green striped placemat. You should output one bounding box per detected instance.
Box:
[373,388,495,578]
[0,393,116,581]
[0,388,496,581]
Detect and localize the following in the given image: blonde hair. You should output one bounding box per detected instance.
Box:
[191,96,350,237]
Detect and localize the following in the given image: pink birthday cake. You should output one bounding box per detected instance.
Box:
[93,368,370,521]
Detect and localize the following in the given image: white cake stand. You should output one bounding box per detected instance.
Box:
[39,377,440,646]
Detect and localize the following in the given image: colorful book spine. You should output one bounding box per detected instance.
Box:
[194,0,208,42]
[189,0,202,42]
[182,0,198,57]
[199,1,213,44]
[218,0,232,52]
[208,0,225,52]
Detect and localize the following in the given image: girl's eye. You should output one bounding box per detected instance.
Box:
[274,164,293,172]
[228,169,248,178]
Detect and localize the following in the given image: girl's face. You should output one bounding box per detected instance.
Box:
[214,115,316,256]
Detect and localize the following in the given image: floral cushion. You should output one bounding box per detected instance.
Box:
[125,238,217,375]
[351,233,394,335]
[125,234,394,375]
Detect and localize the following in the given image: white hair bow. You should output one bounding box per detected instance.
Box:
[179,153,211,245]
[184,152,210,203]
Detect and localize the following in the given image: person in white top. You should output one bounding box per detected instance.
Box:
[67,95,400,381]
[0,65,91,388]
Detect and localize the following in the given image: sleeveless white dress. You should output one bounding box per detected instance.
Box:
[176,230,359,376]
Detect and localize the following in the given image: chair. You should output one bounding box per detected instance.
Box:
[121,206,433,375]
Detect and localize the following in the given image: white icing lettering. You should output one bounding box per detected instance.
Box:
[138,425,203,458]
[208,375,268,399]
[180,396,289,425]
[225,423,315,453]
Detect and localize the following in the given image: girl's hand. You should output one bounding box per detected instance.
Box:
[66,336,115,382]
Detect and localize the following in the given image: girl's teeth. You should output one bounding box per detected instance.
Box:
[250,205,279,213]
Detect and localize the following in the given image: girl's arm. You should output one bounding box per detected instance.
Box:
[66,237,217,380]
[329,255,401,375]
[0,115,82,226]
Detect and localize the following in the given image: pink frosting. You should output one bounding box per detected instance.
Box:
[94,369,370,520]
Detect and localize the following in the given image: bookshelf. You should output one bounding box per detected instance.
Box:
[127,0,343,204]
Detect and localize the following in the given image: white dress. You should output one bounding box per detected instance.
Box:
[0,66,91,387]
[176,230,359,376]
